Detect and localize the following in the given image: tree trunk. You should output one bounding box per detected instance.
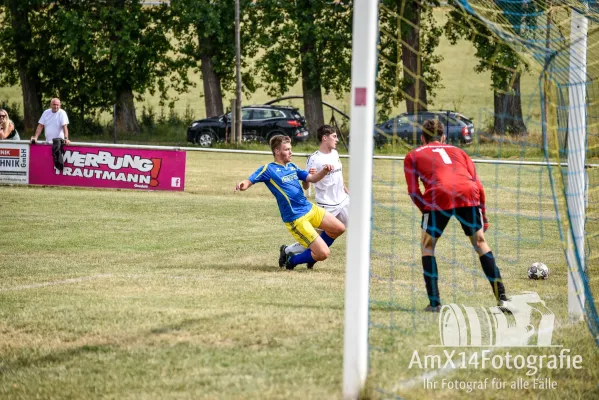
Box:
[401,1,427,114]
[493,72,527,135]
[115,85,140,134]
[198,34,224,118]
[297,0,324,138]
[301,77,324,139]
[10,0,42,133]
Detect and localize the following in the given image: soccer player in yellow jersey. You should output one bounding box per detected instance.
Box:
[235,135,345,269]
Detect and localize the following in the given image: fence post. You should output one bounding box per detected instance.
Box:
[113,104,117,144]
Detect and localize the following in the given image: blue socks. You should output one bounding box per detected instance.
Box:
[290,232,336,265]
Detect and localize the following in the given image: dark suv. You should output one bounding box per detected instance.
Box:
[187,105,310,147]
[374,110,473,146]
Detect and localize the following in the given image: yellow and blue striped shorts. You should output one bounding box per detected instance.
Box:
[285,204,326,247]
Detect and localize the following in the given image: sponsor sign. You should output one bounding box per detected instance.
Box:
[29,145,186,191]
[0,143,29,184]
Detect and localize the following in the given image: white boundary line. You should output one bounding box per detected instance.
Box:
[4,139,597,167]
[0,273,113,292]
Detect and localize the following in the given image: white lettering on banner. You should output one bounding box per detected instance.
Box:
[58,167,151,184]
[63,150,154,172]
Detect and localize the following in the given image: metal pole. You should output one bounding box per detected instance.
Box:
[230,99,236,144]
[235,0,242,145]
[113,104,117,144]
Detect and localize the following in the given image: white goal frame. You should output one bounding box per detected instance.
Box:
[342,2,589,398]
[343,0,378,398]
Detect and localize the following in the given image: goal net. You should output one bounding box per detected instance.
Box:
[344,0,599,398]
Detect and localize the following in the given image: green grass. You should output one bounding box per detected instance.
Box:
[0,150,598,399]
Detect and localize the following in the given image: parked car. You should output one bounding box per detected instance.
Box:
[374,110,473,146]
[187,105,310,147]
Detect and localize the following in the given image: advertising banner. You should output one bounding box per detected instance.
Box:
[29,144,186,191]
[0,143,29,184]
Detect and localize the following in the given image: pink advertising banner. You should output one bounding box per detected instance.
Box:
[29,144,186,191]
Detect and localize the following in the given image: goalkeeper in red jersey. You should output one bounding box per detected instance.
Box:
[403,119,508,312]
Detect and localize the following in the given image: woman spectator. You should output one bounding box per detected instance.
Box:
[0,109,19,140]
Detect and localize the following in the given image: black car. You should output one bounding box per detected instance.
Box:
[187,105,310,147]
[374,110,473,146]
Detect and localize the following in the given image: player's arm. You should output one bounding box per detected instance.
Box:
[31,123,44,143]
[301,167,317,190]
[403,154,425,212]
[306,164,333,183]
[0,122,14,139]
[235,179,253,191]
[63,124,70,144]
[465,154,488,231]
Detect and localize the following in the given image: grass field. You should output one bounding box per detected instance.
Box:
[1,150,598,399]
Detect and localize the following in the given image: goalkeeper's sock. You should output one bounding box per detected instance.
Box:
[479,251,506,300]
[320,232,335,247]
[422,256,440,307]
[292,248,316,265]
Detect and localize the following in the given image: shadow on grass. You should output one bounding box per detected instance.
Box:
[0,313,246,373]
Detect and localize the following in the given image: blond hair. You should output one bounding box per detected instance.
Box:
[0,109,10,132]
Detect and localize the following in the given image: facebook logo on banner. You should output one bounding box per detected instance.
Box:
[171,177,181,188]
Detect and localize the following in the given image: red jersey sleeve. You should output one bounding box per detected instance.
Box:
[404,151,425,212]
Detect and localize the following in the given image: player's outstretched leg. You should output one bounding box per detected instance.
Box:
[480,252,508,306]
[469,230,508,306]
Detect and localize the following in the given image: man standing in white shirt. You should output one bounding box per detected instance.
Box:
[31,98,70,144]
[279,125,349,269]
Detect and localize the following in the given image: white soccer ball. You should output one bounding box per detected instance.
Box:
[528,262,549,280]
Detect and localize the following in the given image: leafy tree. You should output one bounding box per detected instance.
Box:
[247,0,352,136]
[445,1,530,135]
[170,0,258,119]
[377,0,443,121]
[0,0,188,134]
[0,0,45,132]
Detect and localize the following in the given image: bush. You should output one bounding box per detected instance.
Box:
[68,113,105,137]
[0,100,24,133]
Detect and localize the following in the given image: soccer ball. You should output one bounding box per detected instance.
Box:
[528,262,549,280]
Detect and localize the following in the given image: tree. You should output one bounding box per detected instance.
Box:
[247,0,352,136]
[0,0,188,134]
[170,0,258,119]
[0,0,44,132]
[376,0,443,121]
[445,1,529,135]
[47,0,186,134]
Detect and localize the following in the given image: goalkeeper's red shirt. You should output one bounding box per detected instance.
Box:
[403,142,485,212]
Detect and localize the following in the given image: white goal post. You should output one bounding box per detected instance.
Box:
[566,8,587,321]
[343,0,379,398]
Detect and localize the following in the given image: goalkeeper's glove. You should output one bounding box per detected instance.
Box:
[481,206,489,232]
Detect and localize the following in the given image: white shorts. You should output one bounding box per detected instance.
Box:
[318,197,349,227]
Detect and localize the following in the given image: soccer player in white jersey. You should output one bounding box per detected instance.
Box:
[279,125,349,269]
